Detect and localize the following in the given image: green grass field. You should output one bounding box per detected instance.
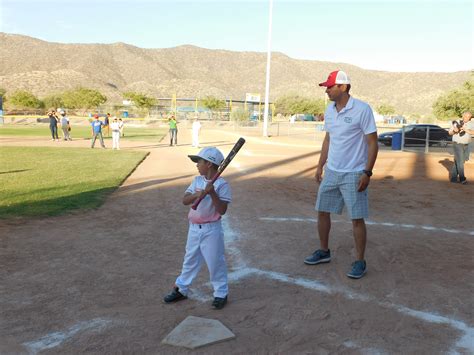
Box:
[0,147,148,218]
[0,125,167,141]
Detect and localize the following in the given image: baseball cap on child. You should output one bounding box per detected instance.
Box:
[319,70,351,87]
[188,147,224,165]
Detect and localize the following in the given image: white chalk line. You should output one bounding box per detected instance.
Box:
[23,318,111,354]
[259,217,474,236]
[222,216,474,353]
[230,161,247,173]
[343,340,387,355]
[224,267,473,353]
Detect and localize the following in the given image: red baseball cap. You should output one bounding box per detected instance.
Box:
[319,70,351,87]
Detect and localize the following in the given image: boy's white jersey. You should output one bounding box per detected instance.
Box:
[186,176,231,224]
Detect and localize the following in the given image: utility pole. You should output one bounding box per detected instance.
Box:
[263,0,273,137]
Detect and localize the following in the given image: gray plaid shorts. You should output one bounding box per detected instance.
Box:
[315,168,369,219]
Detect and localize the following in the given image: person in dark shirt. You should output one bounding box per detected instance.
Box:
[48,110,59,141]
[104,113,111,137]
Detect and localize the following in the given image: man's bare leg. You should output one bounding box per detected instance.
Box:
[352,218,367,260]
[318,211,331,251]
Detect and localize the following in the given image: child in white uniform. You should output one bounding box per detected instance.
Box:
[164,147,231,309]
[192,118,201,147]
[111,117,121,150]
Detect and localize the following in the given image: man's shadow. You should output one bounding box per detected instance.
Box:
[439,158,454,174]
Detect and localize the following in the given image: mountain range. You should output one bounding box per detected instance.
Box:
[0,33,471,116]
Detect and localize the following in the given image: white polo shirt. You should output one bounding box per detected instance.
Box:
[323,96,377,172]
[451,120,474,144]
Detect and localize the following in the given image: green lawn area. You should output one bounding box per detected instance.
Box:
[0,147,148,218]
[0,125,167,141]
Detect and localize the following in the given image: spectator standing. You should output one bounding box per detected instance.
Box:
[169,114,178,146]
[111,117,121,150]
[448,111,474,183]
[91,114,106,149]
[48,110,59,141]
[192,117,202,147]
[304,70,378,279]
[60,110,72,141]
[104,113,111,137]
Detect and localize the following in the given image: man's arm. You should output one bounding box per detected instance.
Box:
[449,123,458,136]
[315,132,330,182]
[358,132,379,192]
[462,122,474,135]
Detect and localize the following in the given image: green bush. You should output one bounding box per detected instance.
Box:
[230,108,250,121]
[43,94,65,110]
[201,96,226,110]
[123,91,156,109]
[433,77,474,120]
[376,104,396,115]
[62,87,107,110]
[275,94,325,116]
[7,90,44,109]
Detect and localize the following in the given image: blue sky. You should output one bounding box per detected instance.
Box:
[1,0,472,72]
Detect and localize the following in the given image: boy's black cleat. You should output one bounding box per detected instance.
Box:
[212,296,228,310]
[164,287,187,303]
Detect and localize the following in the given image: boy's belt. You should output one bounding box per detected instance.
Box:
[190,220,221,229]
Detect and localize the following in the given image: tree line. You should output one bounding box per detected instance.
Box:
[1,75,472,119]
[432,75,474,119]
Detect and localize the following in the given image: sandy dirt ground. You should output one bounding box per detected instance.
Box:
[0,127,473,354]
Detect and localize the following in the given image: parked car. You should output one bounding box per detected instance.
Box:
[378,124,451,147]
[290,114,315,122]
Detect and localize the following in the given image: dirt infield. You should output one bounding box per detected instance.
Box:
[1,127,473,354]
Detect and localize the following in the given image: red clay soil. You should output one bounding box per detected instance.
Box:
[0,127,473,354]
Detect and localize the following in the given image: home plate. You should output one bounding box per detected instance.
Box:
[162,316,235,349]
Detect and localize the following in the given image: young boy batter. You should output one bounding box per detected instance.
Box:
[164,147,231,309]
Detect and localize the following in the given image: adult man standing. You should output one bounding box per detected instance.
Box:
[104,113,111,137]
[449,111,474,184]
[91,114,106,149]
[304,70,378,279]
[47,110,59,141]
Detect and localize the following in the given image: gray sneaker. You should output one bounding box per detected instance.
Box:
[304,249,331,265]
[347,260,367,279]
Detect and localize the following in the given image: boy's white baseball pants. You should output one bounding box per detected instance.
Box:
[175,221,228,298]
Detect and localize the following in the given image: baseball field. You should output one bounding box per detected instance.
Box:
[0,124,473,354]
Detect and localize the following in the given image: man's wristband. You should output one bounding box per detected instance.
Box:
[363,170,373,177]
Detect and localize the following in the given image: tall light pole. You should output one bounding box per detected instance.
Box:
[262,0,273,137]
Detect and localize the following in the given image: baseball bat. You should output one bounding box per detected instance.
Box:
[191,137,246,210]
